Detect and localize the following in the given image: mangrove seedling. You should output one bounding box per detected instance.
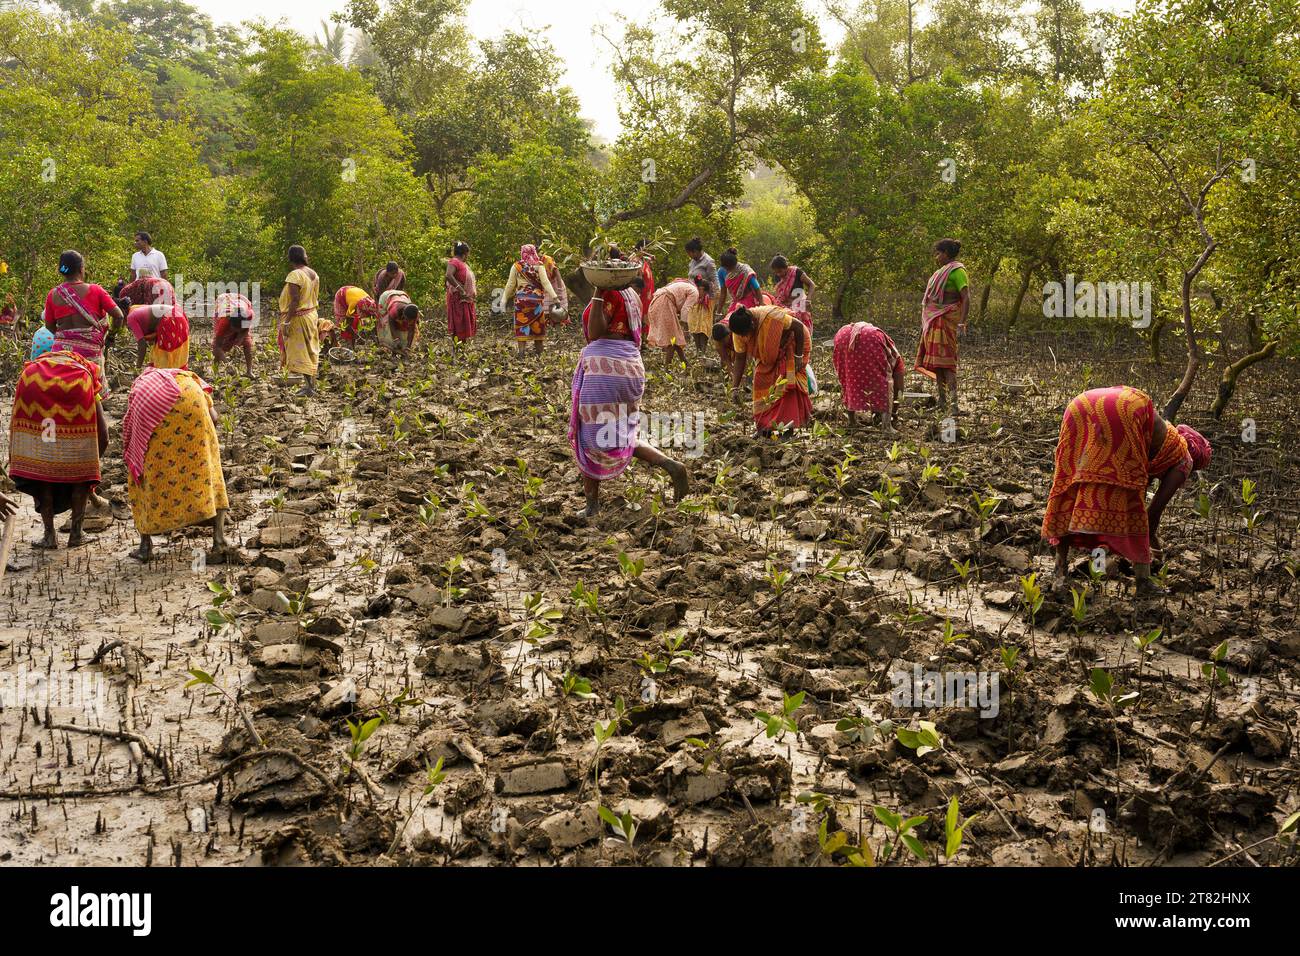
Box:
[755,691,805,741]
[598,806,638,846]
[944,796,977,863]
[873,805,929,864]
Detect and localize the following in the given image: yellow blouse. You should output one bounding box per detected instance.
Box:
[279,267,320,316]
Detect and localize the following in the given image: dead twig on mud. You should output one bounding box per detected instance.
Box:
[46,721,170,783]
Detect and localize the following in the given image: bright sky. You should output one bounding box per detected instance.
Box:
[188,0,1134,139]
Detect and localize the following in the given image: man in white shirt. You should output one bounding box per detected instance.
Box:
[130,232,168,280]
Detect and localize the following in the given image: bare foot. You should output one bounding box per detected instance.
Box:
[1134,578,1167,598]
[67,532,96,548]
[31,535,58,550]
[207,544,242,565]
[128,546,152,562]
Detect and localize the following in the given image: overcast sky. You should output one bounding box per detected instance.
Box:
[187,0,1133,139]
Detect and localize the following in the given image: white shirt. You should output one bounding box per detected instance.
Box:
[131,248,168,278]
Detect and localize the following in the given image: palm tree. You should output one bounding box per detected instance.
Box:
[312,20,347,64]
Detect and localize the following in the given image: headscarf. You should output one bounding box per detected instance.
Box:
[519,245,543,268]
[30,326,54,359]
[1177,424,1212,471]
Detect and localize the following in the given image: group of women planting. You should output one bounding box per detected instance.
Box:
[563,235,1213,591]
[7,250,229,558]
[1,234,1214,593]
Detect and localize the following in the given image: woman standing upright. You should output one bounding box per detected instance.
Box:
[44,250,125,389]
[445,242,477,343]
[278,245,321,396]
[503,244,557,357]
[569,281,689,516]
[716,248,766,318]
[916,238,969,416]
[770,255,815,331]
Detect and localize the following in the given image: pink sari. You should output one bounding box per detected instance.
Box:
[446,257,477,341]
[833,322,902,413]
[724,263,763,314]
[774,266,812,331]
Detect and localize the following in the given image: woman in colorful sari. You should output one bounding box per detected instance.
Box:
[278,245,321,396]
[833,321,904,432]
[684,238,720,355]
[30,326,55,360]
[372,261,406,301]
[916,238,969,416]
[631,239,656,315]
[330,285,378,348]
[503,244,557,356]
[445,242,477,343]
[123,366,231,562]
[570,282,689,517]
[710,316,738,370]
[1042,386,1212,594]
[44,251,125,390]
[770,256,815,331]
[8,348,109,549]
[728,304,812,436]
[716,249,766,319]
[645,278,698,366]
[116,275,175,308]
[121,300,189,370]
[377,289,421,355]
[213,291,257,377]
[0,293,18,337]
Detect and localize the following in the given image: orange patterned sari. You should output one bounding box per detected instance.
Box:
[1041,386,1190,564]
[734,305,811,431]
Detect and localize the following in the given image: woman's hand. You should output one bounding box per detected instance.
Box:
[0,492,17,519]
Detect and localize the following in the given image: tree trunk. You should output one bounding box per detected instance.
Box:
[978,256,1001,321]
[1210,338,1277,419]
[1008,260,1035,328]
[832,261,860,323]
[1161,243,1214,422]
[1148,310,1169,364]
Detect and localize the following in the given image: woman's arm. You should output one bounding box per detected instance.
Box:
[1147,466,1188,546]
[730,346,746,398]
[501,268,517,303]
[95,404,109,455]
[792,320,810,371]
[587,297,608,339]
[537,268,556,300]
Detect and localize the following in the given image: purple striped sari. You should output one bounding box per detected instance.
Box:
[568,337,645,481]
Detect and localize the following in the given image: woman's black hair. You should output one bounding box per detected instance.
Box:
[386,261,399,272]
[684,237,703,254]
[453,242,470,257]
[719,248,738,269]
[402,304,419,321]
[288,244,309,265]
[769,255,788,270]
[634,238,649,251]
[711,322,730,342]
[58,250,84,277]
[933,238,962,258]
[729,307,754,334]
[607,245,625,260]
[114,296,132,314]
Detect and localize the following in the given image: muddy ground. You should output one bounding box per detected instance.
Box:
[1,312,1297,867]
